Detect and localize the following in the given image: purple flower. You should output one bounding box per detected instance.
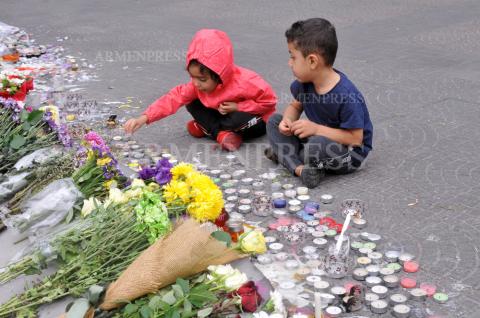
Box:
[138,166,156,180]
[156,158,173,170]
[155,170,172,185]
[102,166,114,180]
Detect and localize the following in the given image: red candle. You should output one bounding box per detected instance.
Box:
[400,277,417,289]
[404,261,420,273]
[420,283,437,297]
[319,217,336,227]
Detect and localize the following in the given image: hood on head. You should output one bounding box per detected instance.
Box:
[186,29,234,84]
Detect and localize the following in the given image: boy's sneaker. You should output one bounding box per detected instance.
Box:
[264,147,279,164]
[300,164,325,189]
[217,131,242,151]
[187,120,206,138]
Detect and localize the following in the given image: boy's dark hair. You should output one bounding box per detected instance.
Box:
[188,59,222,83]
[285,18,338,66]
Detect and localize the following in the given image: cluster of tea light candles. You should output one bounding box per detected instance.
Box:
[201,156,450,317]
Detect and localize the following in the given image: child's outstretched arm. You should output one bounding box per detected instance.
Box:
[124,82,196,133]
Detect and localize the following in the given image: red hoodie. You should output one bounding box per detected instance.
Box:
[143,29,277,124]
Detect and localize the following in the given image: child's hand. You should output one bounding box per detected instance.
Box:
[124,115,148,134]
[279,118,293,136]
[218,102,238,115]
[290,119,319,138]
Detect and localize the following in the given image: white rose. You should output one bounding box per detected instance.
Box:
[131,178,146,188]
[224,272,248,291]
[109,188,127,204]
[81,197,100,217]
[253,312,270,318]
[213,264,235,277]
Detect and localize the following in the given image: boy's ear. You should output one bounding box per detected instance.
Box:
[306,53,320,69]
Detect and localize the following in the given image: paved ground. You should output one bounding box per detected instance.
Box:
[1,0,480,317]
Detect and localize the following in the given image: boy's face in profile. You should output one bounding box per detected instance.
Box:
[288,42,324,83]
[188,64,218,93]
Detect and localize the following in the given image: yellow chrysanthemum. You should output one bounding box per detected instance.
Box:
[163,180,191,204]
[170,163,195,181]
[187,187,224,222]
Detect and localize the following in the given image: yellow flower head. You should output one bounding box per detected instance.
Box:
[186,172,224,222]
[163,180,191,204]
[237,230,267,254]
[39,105,60,124]
[170,163,195,181]
[97,157,112,166]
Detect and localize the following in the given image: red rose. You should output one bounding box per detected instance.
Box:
[228,281,263,313]
[319,217,336,227]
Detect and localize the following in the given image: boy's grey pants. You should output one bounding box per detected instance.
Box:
[267,114,365,175]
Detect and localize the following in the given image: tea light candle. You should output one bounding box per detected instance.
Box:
[419,283,437,297]
[299,244,315,253]
[379,267,395,277]
[330,286,346,298]
[288,199,301,207]
[370,300,388,314]
[366,265,380,276]
[365,293,380,307]
[297,194,310,201]
[224,203,236,213]
[385,250,400,263]
[352,217,367,229]
[359,247,373,256]
[383,275,400,288]
[264,236,277,243]
[238,188,251,197]
[320,194,334,204]
[403,260,420,273]
[226,195,238,203]
[314,280,330,292]
[271,192,284,199]
[409,288,427,301]
[220,173,232,180]
[284,189,297,198]
[241,177,253,185]
[306,275,322,286]
[357,257,372,266]
[210,169,222,177]
[273,198,287,208]
[433,292,448,304]
[320,293,336,305]
[273,209,287,218]
[367,233,382,243]
[307,220,320,227]
[366,276,383,287]
[232,170,245,178]
[398,253,415,264]
[270,181,282,191]
[313,238,328,248]
[311,231,325,238]
[360,232,371,241]
[221,182,233,189]
[269,242,283,253]
[325,229,337,238]
[296,186,309,195]
[393,304,411,318]
[239,198,252,205]
[224,188,237,195]
[238,205,251,214]
[400,277,417,289]
[386,262,402,273]
[257,255,273,265]
[295,267,311,279]
[352,268,368,281]
[368,252,384,264]
[282,183,294,190]
[254,190,266,196]
[371,285,389,298]
[285,260,300,270]
[363,242,377,250]
[390,293,408,306]
[351,241,364,251]
[275,252,289,261]
[325,306,342,317]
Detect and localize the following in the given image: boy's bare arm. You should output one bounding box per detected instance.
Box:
[282,100,303,122]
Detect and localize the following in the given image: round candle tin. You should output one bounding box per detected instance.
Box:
[273,209,287,218]
[284,189,297,198]
[256,255,273,265]
[370,300,388,314]
[313,238,328,248]
[241,177,253,185]
[238,188,251,197]
[330,286,346,298]
[398,253,415,265]
[314,280,330,292]
[325,306,342,317]
[274,252,289,261]
[386,262,402,273]
[389,293,408,306]
[302,245,317,254]
[305,275,322,286]
[393,304,411,318]
[224,188,237,195]
[366,264,380,276]
[357,257,372,266]
[433,292,448,304]
[365,292,380,307]
[285,260,299,270]
[379,267,395,277]
[371,285,389,298]
[296,186,309,195]
[385,250,400,263]
[400,277,417,289]
[383,275,400,288]
[282,183,294,190]
[238,205,251,214]
[352,268,368,281]
[268,242,283,253]
[352,217,367,229]
[297,194,310,201]
[409,288,427,301]
[320,194,334,204]
[366,276,383,287]
[271,192,284,199]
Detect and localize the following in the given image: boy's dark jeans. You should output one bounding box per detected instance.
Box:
[186,99,266,139]
[267,113,365,175]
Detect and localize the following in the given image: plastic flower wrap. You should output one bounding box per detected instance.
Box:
[236,230,267,254]
[134,190,172,243]
[163,163,224,222]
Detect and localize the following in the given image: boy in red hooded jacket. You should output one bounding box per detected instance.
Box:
[124,29,277,151]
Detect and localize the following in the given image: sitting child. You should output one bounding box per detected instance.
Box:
[266,18,373,188]
[124,29,277,151]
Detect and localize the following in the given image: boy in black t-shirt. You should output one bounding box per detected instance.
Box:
[266,18,373,188]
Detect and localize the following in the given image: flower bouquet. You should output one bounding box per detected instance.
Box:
[0,69,34,101]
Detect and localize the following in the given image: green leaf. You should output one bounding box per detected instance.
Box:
[27,110,44,125]
[176,278,190,294]
[148,295,163,310]
[65,209,74,224]
[139,305,153,318]
[189,286,217,308]
[172,284,184,298]
[182,299,193,318]
[197,307,213,318]
[210,230,232,247]
[10,134,26,150]
[22,122,31,131]
[162,290,177,305]
[124,303,139,315]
